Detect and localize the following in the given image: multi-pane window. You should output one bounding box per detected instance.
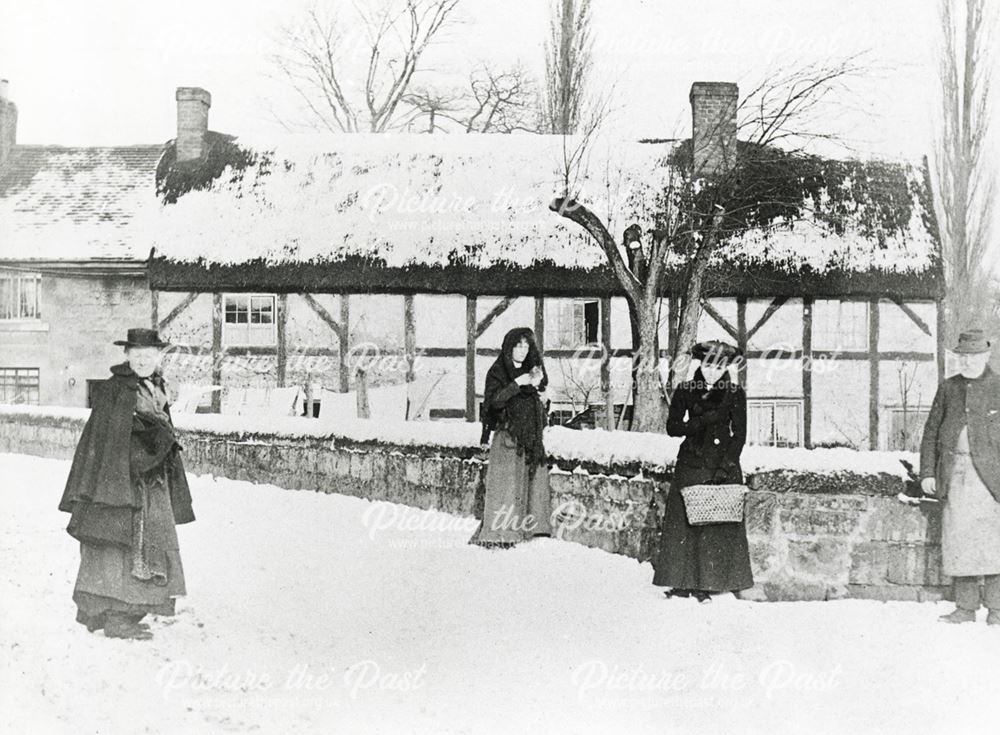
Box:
[0,271,42,320]
[748,398,802,447]
[813,300,868,351]
[0,368,40,404]
[552,299,600,348]
[223,294,276,346]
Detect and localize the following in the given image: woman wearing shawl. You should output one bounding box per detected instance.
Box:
[652,340,754,602]
[471,327,552,548]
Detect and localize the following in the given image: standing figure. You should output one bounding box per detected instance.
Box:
[920,329,1000,626]
[471,327,552,548]
[58,328,194,640]
[653,340,754,602]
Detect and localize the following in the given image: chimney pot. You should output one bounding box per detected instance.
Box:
[689,82,738,179]
[175,87,212,162]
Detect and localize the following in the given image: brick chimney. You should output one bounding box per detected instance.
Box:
[689,82,738,178]
[0,79,17,169]
[175,87,212,162]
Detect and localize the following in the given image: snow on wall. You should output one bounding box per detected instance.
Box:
[0,403,918,479]
[142,133,937,275]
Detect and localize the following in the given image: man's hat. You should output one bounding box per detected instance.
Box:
[690,340,743,365]
[113,327,170,348]
[952,329,991,355]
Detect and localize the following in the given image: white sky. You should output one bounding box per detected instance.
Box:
[0,0,948,160]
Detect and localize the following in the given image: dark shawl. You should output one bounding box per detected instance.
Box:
[666,367,747,484]
[58,362,194,547]
[482,327,549,465]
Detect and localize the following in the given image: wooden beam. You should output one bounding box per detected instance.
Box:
[936,297,946,380]
[150,289,159,330]
[534,296,545,353]
[404,294,416,383]
[869,298,880,450]
[888,296,932,337]
[301,293,343,340]
[736,297,748,388]
[745,296,789,341]
[338,295,350,393]
[158,291,199,331]
[276,293,288,387]
[475,296,517,338]
[601,296,613,431]
[700,299,739,341]
[802,296,813,449]
[466,296,477,422]
[211,293,223,413]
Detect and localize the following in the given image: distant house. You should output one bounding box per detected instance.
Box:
[0,81,945,451]
[0,81,158,407]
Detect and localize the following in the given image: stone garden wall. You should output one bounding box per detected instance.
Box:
[0,409,950,603]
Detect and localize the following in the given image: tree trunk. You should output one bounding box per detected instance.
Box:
[668,249,711,392]
[630,295,667,432]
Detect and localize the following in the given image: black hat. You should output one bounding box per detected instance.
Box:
[690,340,742,365]
[113,327,170,348]
[952,329,991,355]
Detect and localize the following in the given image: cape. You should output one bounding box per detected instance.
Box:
[58,362,195,547]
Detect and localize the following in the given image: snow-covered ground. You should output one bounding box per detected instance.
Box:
[2,452,998,735]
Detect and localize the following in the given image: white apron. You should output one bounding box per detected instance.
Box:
[941,427,1000,576]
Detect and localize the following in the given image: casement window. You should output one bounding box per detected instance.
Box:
[0,367,40,405]
[0,270,42,320]
[747,398,803,448]
[553,299,600,348]
[223,294,276,346]
[812,300,868,351]
[886,406,931,452]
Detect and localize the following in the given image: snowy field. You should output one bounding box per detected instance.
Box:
[2,452,998,735]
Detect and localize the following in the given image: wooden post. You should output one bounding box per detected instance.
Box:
[466,295,477,422]
[534,296,545,353]
[736,297,748,388]
[276,293,288,387]
[150,289,159,330]
[601,296,614,431]
[339,294,350,393]
[868,298,880,450]
[802,296,813,449]
[356,368,370,419]
[211,293,223,413]
[936,297,946,380]
[404,294,416,383]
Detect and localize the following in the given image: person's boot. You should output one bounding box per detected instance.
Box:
[664,588,692,599]
[938,607,976,624]
[987,609,1000,627]
[692,591,713,604]
[104,613,153,640]
[76,611,106,633]
[123,613,151,631]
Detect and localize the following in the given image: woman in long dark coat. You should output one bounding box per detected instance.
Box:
[470,327,552,548]
[652,340,753,602]
[58,328,193,640]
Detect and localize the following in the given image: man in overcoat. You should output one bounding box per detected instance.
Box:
[920,329,1000,625]
[59,328,194,639]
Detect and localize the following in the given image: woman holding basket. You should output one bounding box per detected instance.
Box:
[652,340,754,602]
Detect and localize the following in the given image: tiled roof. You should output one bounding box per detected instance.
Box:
[0,145,163,261]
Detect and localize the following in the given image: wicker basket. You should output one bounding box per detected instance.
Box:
[680,484,749,525]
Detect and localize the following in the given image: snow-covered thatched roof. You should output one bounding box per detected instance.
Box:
[145,132,939,279]
[0,145,161,261]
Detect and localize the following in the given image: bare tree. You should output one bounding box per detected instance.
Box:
[550,58,870,433]
[934,0,997,337]
[542,0,593,134]
[400,63,541,134]
[273,0,461,133]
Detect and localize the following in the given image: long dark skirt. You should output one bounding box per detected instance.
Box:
[470,429,551,546]
[73,469,186,621]
[652,478,754,593]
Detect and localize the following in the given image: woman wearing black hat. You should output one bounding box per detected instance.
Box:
[652,340,754,601]
[471,327,552,548]
[58,328,194,639]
